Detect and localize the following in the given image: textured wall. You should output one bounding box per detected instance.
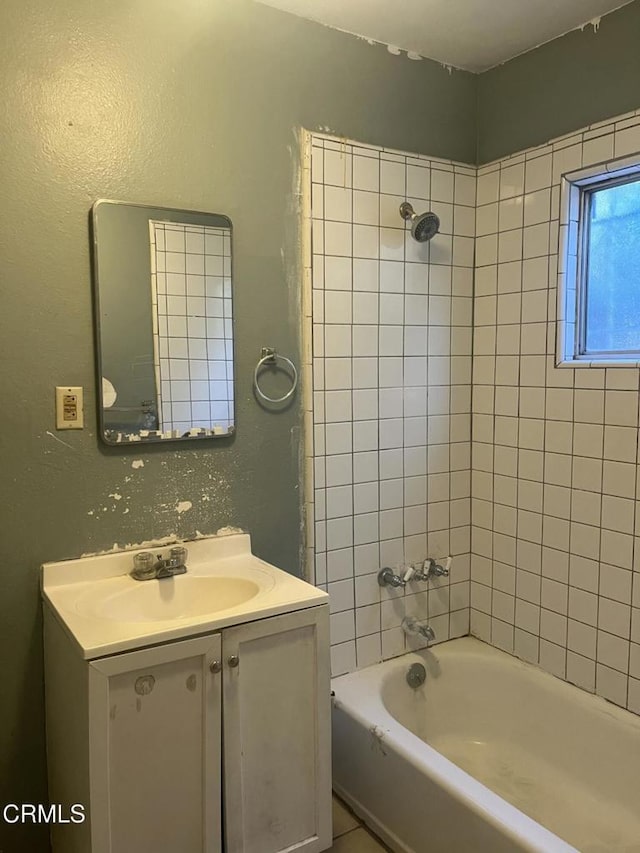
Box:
[0,0,475,848]
[477,1,640,164]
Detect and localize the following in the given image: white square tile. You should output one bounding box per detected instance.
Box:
[352,390,378,421]
[525,155,552,193]
[330,610,355,643]
[432,169,454,202]
[328,578,355,614]
[380,160,406,195]
[455,173,476,207]
[477,169,499,205]
[325,325,352,357]
[323,390,351,424]
[353,190,379,226]
[352,325,378,357]
[356,634,382,668]
[326,485,353,520]
[353,225,379,259]
[596,664,627,707]
[324,185,352,222]
[406,164,430,199]
[566,651,595,692]
[330,642,356,676]
[523,189,551,226]
[500,163,525,199]
[353,155,379,192]
[615,124,640,158]
[476,203,498,238]
[354,512,380,546]
[324,149,352,187]
[324,221,352,256]
[324,255,352,291]
[582,134,614,165]
[355,573,381,607]
[353,258,379,292]
[380,228,405,261]
[499,197,524,231]
[351,451,377,486]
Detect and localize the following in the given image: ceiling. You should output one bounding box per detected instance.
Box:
[254,0,633,72]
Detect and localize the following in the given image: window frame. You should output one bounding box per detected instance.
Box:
[557,156,640,368]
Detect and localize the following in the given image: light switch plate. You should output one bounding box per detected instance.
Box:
[56,386,84,430]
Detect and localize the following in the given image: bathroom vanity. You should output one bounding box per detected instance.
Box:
[42,534,331,853]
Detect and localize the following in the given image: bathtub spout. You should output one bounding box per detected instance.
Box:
[402,616,435,643]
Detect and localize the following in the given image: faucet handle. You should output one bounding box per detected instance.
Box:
[169,546,188,565]
[423,557,450,579]
[132,551,156,579]
[377,567,406,588]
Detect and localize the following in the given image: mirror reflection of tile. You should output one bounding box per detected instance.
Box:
[150,220,234,435]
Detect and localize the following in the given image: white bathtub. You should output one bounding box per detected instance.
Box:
[332,637,640,853]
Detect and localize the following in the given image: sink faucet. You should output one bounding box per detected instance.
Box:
[130,547,188,581]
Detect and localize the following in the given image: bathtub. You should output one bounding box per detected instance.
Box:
[332,637,640,853]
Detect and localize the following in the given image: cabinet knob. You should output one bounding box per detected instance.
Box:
[227,655,239,668]
[209,660,222,674]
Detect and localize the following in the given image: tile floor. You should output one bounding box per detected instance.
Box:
[328,794,391,852]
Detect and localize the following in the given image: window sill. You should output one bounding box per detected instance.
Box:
[556,357,640,369]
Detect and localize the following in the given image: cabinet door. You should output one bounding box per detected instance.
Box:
[88,634,222,853]
[223,606,331,853]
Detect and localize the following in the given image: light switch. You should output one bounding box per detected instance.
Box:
[56,386,84,430]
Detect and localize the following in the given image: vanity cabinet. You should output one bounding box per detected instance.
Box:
[44,604,331,853]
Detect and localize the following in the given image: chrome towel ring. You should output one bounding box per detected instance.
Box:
[253,347,298,404]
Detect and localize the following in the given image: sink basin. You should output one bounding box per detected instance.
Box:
[76,576,260,622]
[42,533,329,658]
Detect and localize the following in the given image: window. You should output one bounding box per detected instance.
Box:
[558,161,640,366]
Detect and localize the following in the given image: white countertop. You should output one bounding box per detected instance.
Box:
[42,533,327,660]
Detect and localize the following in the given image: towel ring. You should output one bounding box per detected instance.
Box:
[253,347,298,404]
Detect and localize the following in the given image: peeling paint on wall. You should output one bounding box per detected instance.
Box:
[131,459,144,469]
[580,16,602,33]
[176,501,192,514]
[78,530,246,559]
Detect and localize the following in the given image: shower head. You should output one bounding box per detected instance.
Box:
[399,202,440,243]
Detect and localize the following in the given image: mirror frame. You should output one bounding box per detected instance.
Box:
[91,199,235,446]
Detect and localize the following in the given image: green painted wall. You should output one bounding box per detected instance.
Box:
[0,1,475,848]
[477,0,640,163]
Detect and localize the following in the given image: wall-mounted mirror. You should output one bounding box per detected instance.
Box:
[91,201,234,445]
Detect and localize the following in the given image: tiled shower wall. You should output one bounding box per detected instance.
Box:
[150,221,234,435]
[470,109,640,714]
[303,133,474,677]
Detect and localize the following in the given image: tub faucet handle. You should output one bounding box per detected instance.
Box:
[422,557,450,579]
[378,567,406,588]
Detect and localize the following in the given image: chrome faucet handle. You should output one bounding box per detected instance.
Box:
[423,557,451,579]
[409,561,430,581]
[377,567,406,588]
